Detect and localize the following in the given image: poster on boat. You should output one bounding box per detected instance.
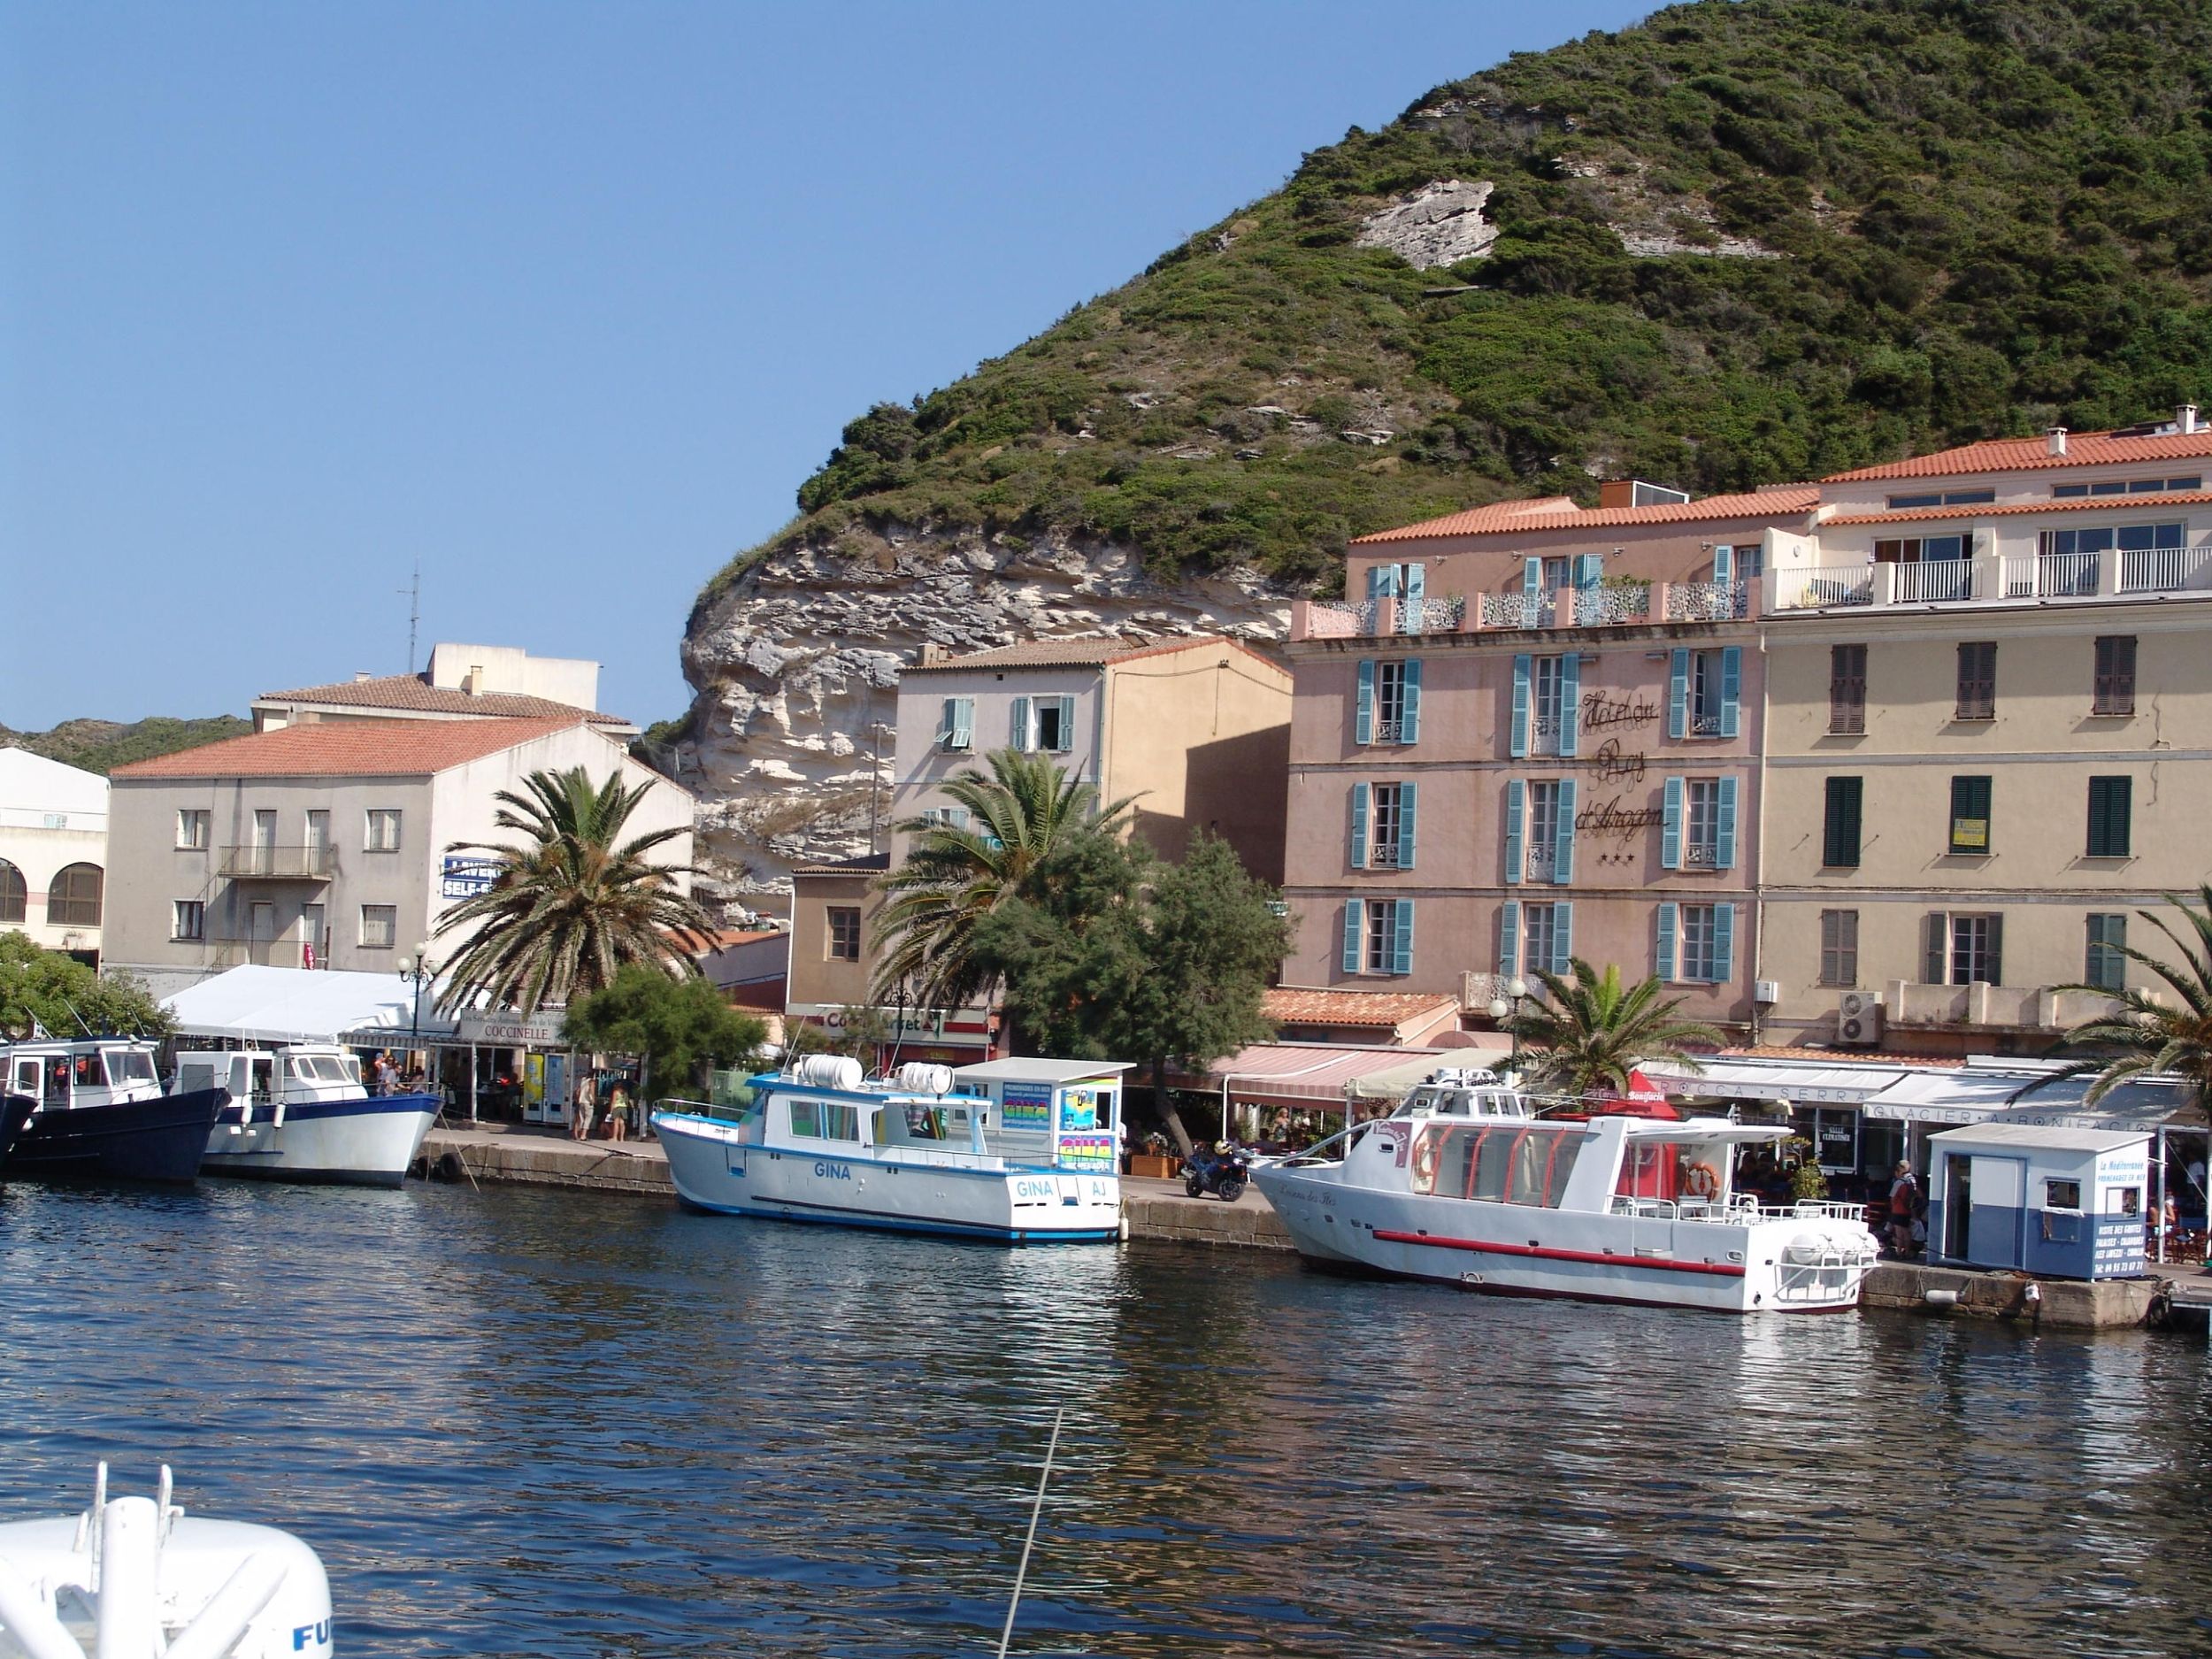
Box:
[1056,1133,1116,1171]
[1002,1082,1051,1129]
[1057,1086,1100,1132]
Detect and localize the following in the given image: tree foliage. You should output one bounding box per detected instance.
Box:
[1509,958,1726,1098]
[0,932,173,1042]
[2,719,252,776]
[2028,884,2212,1114]
[564,964,766,1099]
[434,767,716,1016]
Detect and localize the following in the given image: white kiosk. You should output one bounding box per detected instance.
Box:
[1927,1122,2150,1279]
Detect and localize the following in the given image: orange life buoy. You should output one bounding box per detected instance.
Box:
[1683,1161,1721,1200]
[1412,1133,1439,1190]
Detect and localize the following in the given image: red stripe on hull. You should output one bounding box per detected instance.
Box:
[1371,1228,1747,1279]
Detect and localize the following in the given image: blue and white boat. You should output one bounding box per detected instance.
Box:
[175,1047,439,1189]
[654,1056,1126,1244]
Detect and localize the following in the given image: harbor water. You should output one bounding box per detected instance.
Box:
[4,1180,2208,1658]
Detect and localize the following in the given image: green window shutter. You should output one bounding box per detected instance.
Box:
[2088,776,2131,856]
[1713,903,1736,984]
[2086,913,2127,991]
[1668,649,1690,739]
[1403,563,1425,604]
[1509,655,1532,758]
[1716,776,1739,870]
[951,697,973,749]
[1553,902,1573,974]
[1573,553,1602,591]
[1662,776,1685,870]
[1558,653,1580,757]
[1349,782,1371,870]
[1988,914,2004,986]
[1950,775,1992,853]
[1341,900,1363,975]
[1719,646,1742,739]
[1009,696,1031,751]
[1554,778,1577,885]
[1367,565,1394,599]
[1655,902,1678,981]
[1523,557,1542,596]
[1924,913,1949,985]
[1503,780,1525,886]
[1824,777,1863,868]
[1497,901,1520,977]
[1398,781,1418,871]
[1392,900,1415,975]
[1355,661,1375,746]
[1401,659,1422,744]
[938,697,956,747]
[1712,544,1733,585]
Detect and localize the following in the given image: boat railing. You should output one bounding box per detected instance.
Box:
[1270,1125,1357,1166]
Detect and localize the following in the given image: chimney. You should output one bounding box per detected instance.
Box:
[2046,427,2068,457]
[2179,404,2202,434]
[354,671,373,683]
[918,642,949,666]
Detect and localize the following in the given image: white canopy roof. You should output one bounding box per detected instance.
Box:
[165,965,457,1046]
[1863,1066,2203,1131]
[1640,1056,1912,1105]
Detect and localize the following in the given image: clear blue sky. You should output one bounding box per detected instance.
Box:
[3,1,1652,733]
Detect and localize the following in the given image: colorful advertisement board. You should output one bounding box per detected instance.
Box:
[1002,1081,1052,1129]
[1056,1132,1116,1171]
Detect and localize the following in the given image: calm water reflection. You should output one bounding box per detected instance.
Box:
[3,1180,2208,1657]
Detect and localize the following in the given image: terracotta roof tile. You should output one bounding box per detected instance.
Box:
[257,673,628,726]
[790,853,890,877]
[1824,490,2212,526]
[906,635,1284,675]
[1352,486,1820,544]
[1263,987,1461,1028]
[111,716,593,780]
[1824,428,2212,481]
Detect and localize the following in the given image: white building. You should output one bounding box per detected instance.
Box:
[251,641,634,736]
[0,747,111,962]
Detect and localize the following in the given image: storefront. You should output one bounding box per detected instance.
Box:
[1641,1056,1912,1199]
[455,1010,572,1125]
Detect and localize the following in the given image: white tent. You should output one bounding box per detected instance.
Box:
[164,965,456,1047]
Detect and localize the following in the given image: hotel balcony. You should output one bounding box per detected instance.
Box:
[1291,580,1751,641]
[1881,980,2128,1033]
[218,844,334,880]
[1770,545,2212,614]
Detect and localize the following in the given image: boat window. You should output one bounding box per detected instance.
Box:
[1471,1130,1516,1202]
[72,1055,102,1089]
[103,1050,156,1086]
[1507,1132,1552,1206]
[12,1060,38,1094]
[1544,1136,1582,1206]
[1617,1142,1681,1201]
[903,1103,944,1140]
[1428,1127,1479,1196]
[312,1057,350,1082]
[788,1099,819,1137]
[787,1099,860,1141]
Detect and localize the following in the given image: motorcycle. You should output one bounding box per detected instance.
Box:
[1183,1142,1252,1203]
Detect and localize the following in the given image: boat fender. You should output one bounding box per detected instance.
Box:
[790,1055,864,1092]
[434,1149,465,1184]
[1783,1234,1827,1264]
[1682,1162,1722,1200]
[894,1062,953,1097]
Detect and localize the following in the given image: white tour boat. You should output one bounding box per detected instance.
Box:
[0,1463,334,1659]
[175,1047,439,1189]
[653,1056,1125,1244]
[1250,1068,1879,1313]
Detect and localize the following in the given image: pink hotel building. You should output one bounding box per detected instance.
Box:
[1280,480,1809,1029]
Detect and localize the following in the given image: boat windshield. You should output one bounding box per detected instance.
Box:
[1413,1122,1583,1206]
[103,1050,156,1086]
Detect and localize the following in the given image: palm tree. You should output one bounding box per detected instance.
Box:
[434,767,716,1016]
[2022,884,2212,1112]
[1508,957,1727,1097]
[872,748,1133,1010]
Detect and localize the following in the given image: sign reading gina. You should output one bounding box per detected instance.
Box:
[457,1010,567,1047]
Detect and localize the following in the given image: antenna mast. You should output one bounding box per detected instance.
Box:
[401,561,421,674]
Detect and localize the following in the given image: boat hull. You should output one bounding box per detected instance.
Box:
[1,1094,36,1179]
[200,1093,440,1188]
[1252,1162,1872,1314]
[10,1087,226,1185]
[656,1110,1123,1244]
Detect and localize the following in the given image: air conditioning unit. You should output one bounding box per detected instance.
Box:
[1835,991,1884,1047]
[1754,979,1780,1005]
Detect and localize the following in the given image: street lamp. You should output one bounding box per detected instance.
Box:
[397,953,433,1107]
[1487,975,1530,1080]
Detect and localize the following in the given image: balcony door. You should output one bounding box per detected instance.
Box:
[303,810,331,873]
[299,902,326,969]
[251,810,277,868]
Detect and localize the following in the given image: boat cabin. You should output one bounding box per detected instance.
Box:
[950,1057,1133,1173]
[3,1039,165,1110]
[175,1046,365,1108]
[1392,1067,1531,1123]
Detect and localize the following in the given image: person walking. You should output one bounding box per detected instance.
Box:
[606,1079,630,1143]
[1888,1160,1922,1258]
[571,1071,597,1141]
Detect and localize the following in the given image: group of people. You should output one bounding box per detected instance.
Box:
[367,1052,426,1097]
[568,1071,636,1141]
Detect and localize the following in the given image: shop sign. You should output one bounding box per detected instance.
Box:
[458,1010,567,1047]
[441,855,503,899]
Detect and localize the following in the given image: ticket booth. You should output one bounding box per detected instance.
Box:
[950,1057,1133,1173]
[1927,1123,2150,1279]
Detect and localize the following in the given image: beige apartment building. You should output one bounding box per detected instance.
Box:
[1758,413,2212,1054]
[104,716,695,997]
[785,634,1293,1062]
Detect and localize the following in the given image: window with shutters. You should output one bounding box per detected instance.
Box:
[47,864,103,927]
[365,809,403,852]
[1367,784,1406,868]
[1679,905,1720,982]
[176,809,211,850]
[1689,649,1725,735]
[1684,779,1721,868]
[0,860,22,924]
[1926,913,2002,986]
[1031,695,1075,753]
[173,900,206,941]
[2085,776,2132,857]
[1955,641,1996,721]
[2093,636,2136,716]
[1823,777,1863,869]
[938,696,975,751]
[359,904,397,949]
[1524,903,1559,978]
[1525,781,1561,881]
[1363,901,1410,974]
[1819,910,1859,987]
[2085,914,2127,993]
[1531,655,1566,756]
[1829,645,1867,735]
[1948,776,1993,854]
[1373,660,1409,743]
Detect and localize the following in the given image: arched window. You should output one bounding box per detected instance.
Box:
[0,860,23,925]
[47,863,104,928]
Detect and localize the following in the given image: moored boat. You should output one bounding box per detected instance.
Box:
[1,1092,35,1179]
[1,1039,223,1185]
[654,1056,1124,1244]
[1250,1067,1878,1313]
[176,1046,439,1188]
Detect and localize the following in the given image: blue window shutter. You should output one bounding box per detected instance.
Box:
[1398,781,1418,871]
[1716,776,1739,870]
[1574,553,1602,591]
[1341,900,1363,975]
[1555,778,1577,885]
[1404,563,1425,603]
[1714,903,1736,984]
[939,697,956,746]
[1010,696,1031,750]
[1554,902,1574,974]
[1662,776,1685,870]
[1523,557,1542,596]
[1355,661,1375,745]
[1393,900,1415,975]
[1401,659,1422,744]
[1668,649,1690,740]
[1656,902,1678,980]
[952,697,973,749]
[1558,653,1581,757]
[1712,544,1733,586]
[1366,565,1391,600]
[1498,902,1520,977]
[1349,782,1370,870]
[1509,655,1532,758]
[1720,646,1743,739]
[1503,780,1525,886]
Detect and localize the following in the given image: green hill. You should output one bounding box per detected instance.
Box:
[703,0,2212,605]
[3,716,252,776]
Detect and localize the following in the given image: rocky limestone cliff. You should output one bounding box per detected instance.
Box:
[677,524,1293,896]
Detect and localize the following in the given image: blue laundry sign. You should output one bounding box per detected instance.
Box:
[441,856,502,899]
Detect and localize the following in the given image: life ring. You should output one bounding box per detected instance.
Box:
[1412,1134,1439,1189]
[1683,1161,1721,1200]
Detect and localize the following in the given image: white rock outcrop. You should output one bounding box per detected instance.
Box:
[674,526,1294,896]
[1356,180,1500,269]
